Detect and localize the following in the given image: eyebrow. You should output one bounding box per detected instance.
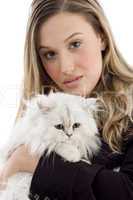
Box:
[38,32,83,51]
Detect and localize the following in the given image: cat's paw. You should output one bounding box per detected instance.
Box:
[66,152,81,162]
[57,146,81,162]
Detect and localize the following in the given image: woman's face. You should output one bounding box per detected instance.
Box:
[38,12,105,96]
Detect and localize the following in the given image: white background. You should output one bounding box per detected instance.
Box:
[0,1,133,147]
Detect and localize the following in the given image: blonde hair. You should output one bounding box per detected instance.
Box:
[16,0,133,152]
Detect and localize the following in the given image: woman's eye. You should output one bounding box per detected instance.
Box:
[43,51,56,60]
[69,41,81,49]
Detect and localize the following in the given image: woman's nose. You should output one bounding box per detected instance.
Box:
[59,53,75,74]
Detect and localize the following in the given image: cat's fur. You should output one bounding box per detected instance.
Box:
[0,92,101,199]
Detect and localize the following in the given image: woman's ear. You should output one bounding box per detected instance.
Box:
[99,33,106,51]
[101,41,106,51]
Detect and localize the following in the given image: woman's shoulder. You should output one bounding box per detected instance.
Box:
[92,121,133,168]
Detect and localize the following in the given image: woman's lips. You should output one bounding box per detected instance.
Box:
[63,75,83,88]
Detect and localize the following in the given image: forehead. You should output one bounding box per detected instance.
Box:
[37,12,95,47]
[51,102,88,124]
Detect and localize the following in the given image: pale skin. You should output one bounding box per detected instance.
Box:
[0,12,105,189]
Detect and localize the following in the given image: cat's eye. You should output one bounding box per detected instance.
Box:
[73,123,81,129]
[54,124,64,130]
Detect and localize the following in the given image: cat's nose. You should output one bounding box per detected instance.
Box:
[66,132,73,138]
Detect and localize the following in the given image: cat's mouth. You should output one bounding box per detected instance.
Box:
[60,140,71,144]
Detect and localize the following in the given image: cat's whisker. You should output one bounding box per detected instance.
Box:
[52,151,56,168]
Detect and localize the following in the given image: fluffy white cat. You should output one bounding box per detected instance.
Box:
[0,92,101,200]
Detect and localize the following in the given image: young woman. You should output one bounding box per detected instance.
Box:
[0,0,133,199]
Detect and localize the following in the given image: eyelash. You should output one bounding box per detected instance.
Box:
[42,40,82,61]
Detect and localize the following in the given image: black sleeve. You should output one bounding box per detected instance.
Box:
[92,137,133,200]
[29,138,133,200]
[29,152,104,200]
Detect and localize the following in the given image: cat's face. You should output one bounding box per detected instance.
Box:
[29,92,100,160]
[47,101,95,139]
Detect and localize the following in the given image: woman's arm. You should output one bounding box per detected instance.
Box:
[92,136,133,200]
[29,152,104,200]
[12,145,40,173]
[29,137,133,200]
[0,145,39,189]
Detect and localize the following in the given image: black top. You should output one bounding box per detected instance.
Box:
[29,123,133,200]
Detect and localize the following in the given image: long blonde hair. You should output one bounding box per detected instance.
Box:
[16,0,133,152]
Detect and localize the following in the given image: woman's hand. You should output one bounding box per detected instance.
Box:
[11,145,40,173]
[0,145,39,190]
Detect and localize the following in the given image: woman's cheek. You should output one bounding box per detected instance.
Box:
[77,50,96,70]
[44,63,60,80]
[77,47,102,71]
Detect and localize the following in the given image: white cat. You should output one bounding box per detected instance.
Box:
[0,92,101,200]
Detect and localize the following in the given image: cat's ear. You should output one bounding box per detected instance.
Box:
[36,95,56,113]
[49,88,55,95]
[83,98,98,113]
